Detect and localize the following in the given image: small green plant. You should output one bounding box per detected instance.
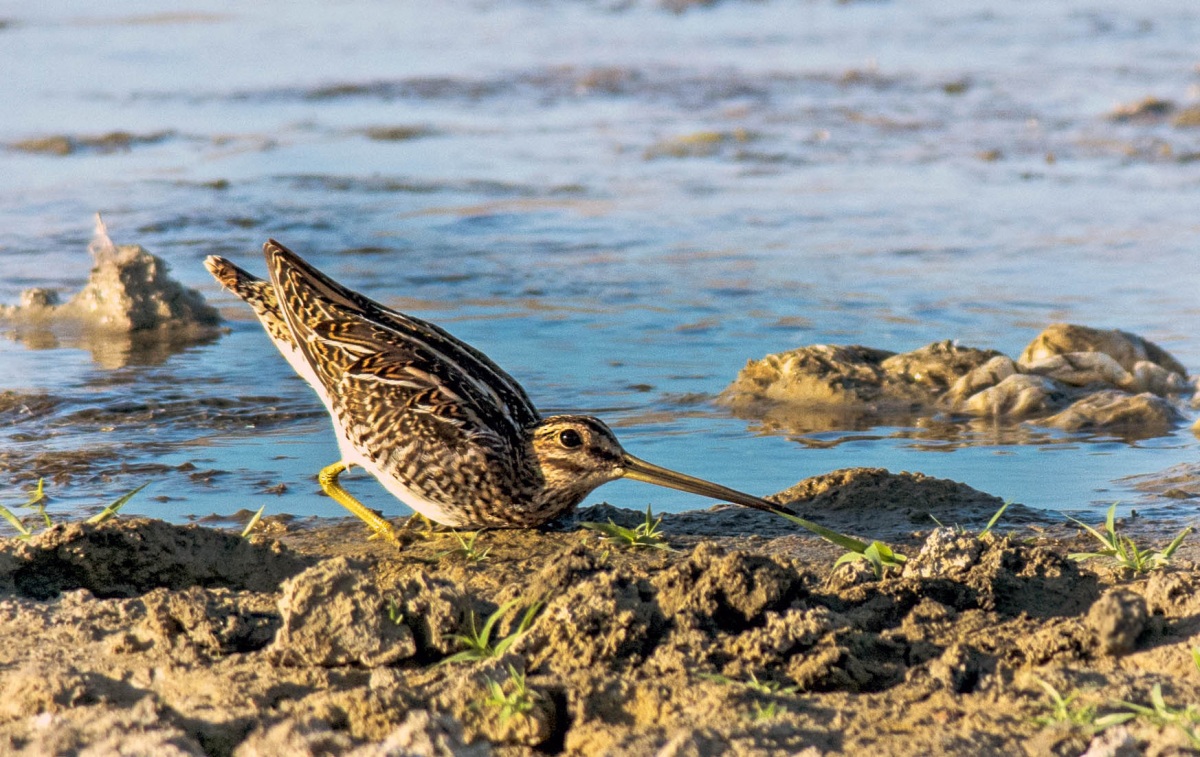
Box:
[743,672,799,696]
[582,505,673,551]
[87,482,149,525]
[442,598,543,665]
[699,671,798,695]
[480,664,539,724]
[1031,678,1133,732]
[1192,647,1200,675]
[3,480,149,539]
[930,500,1011,537]
[241,505,266,539]
[1113,683,1200,749]
[698,672,795,722]
[1068,503,1192,573]
[0,479,46,539]
[771,510,906,579]
[385,597,405,625]
[980,500,1011,537]
[437,530,492,563]
[749,700,785,721]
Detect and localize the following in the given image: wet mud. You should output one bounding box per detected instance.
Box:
[1,469,1197,756]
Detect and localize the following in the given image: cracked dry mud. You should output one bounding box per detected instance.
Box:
[0,468,1198,756]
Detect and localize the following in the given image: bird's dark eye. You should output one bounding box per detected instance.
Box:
[558,429,583,449]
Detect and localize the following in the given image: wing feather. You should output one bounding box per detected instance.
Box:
[264,240,540,448]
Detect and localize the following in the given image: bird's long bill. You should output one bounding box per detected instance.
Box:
[619,454,794,516]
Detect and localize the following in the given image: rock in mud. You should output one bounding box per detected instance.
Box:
[1085,590,1147,656]
[12,696,205,757]
[233,717,355,757]
[943,355,1019,406]
[387,570,470,657]
[955,373,1070,417]
[1038,390,1182,435]
[902,528,985,579]
[361,710,489,757]
[1019,323,1188,378]
[879,340,1003,394]
[0,215,220,333]
[269,557,416,667]
[720,344,905,407]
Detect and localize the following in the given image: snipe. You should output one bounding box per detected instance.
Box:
[206,241,794,543]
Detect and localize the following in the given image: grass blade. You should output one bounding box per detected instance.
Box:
[982,500,1011,535]
[87,482,149,525]
[775,511,872,553]
[241,505,266,538]
[0,503,31,539]
[1161,526,1193,560]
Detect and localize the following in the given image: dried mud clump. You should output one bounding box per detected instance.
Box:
[269,557,416,667]
[721,323,1192,437]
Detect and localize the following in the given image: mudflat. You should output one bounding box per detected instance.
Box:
[1,468,1197,756]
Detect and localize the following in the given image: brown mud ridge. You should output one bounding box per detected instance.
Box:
[1,468,1198,756]
[721,323,1198,440]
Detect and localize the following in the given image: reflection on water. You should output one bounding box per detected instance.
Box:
[3,323,220,370]
[1,1,1199,524]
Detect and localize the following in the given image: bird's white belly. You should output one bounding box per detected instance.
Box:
[267,338,469,527]
[343,444,468,527]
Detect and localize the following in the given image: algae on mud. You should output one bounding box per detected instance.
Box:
[0,468,1197,755]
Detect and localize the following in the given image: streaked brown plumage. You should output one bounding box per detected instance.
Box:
[206,240,794,541]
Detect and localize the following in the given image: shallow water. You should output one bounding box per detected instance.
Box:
[2,1,1200,526]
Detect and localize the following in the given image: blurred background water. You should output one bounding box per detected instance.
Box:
[1,0,1199,525]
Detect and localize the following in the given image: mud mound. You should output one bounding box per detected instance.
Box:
[721,323,1192,438]
[2,216,219,333]
[2,518,311,599]
[770,467,1047,537]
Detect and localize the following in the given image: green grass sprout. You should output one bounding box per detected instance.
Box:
[930,499,1010,537]
[442,598,543,665]
[386,597,404,625]
[1068,503,1192,573]
[241,505,266,539]
[21,479,51,529]
[86,482,149,525]
[1,480,49,539]
[773,510,907,578]
[437,530,492,563]
[481,664,539,724]
[750,701,785,721]
[980,500,1012,536]
[582,504,674,551]
[0,503,32,540]
[1113,683,1200,749]
[1032,678,1133,732]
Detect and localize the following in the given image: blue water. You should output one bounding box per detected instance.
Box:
[1,1,1199,525]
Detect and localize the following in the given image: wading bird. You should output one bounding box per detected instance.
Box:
[206,241,794,543]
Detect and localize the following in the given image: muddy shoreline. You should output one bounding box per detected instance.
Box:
[1,468,1198,756]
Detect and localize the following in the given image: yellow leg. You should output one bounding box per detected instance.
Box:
[398,512,437,538]
[318,462,399,546]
